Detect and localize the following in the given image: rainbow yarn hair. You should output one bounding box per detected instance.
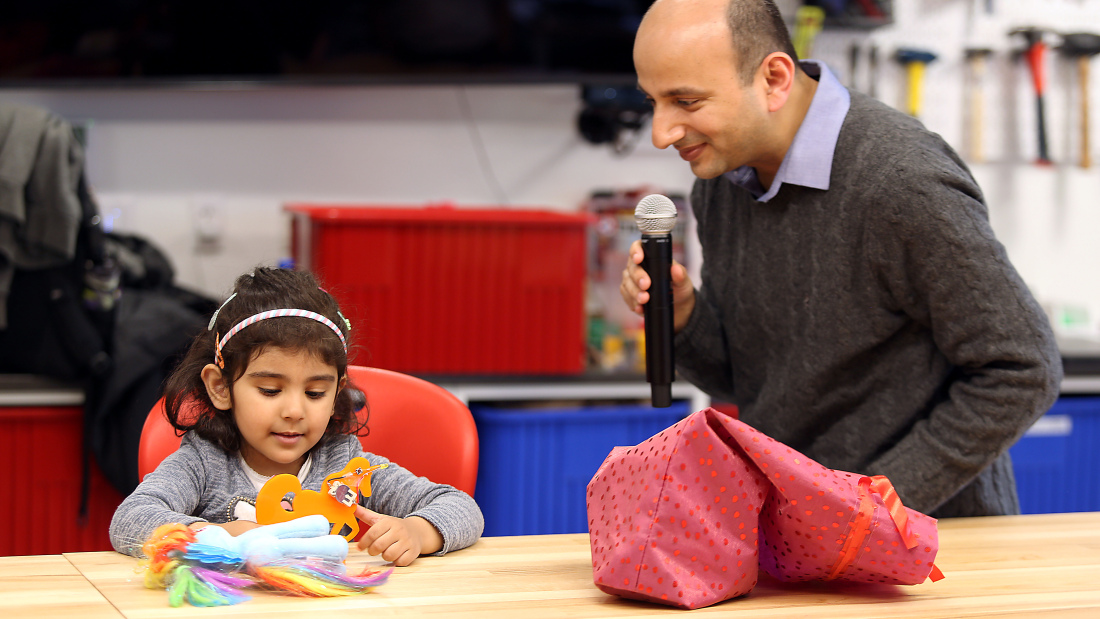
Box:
[140,515,391,607]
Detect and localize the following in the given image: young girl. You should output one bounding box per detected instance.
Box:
[109,267,483,566]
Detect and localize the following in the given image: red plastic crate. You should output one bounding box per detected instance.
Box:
[0,405,123,556]
[286,204,590,375]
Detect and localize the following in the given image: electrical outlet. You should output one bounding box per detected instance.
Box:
[193,197,223,252]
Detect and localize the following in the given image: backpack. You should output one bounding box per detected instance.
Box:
[0,103,216,505]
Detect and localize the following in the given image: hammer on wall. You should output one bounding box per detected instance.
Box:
[965,48,994,162]
[895,48,937,118]
[1011,27,1052,165]
[1060,33,1100,168]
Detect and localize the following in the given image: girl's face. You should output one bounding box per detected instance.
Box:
[217,346,341,477]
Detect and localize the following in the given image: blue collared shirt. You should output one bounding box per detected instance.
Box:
[723,60,851,202]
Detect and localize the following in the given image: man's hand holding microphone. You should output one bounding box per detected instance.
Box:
[620,242,695,331]
[621,194,695,407]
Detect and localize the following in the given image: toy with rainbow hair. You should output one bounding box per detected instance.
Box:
[140,514,391,607]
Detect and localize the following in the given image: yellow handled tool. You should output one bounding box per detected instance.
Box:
[792,6,825,60]
[895,48,938,118]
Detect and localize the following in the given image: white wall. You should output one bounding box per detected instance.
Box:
[5,0,1100,333]
[3,84,694,296]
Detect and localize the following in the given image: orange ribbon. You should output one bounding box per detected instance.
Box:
[869,475,917,548]
[825,475,943,582]
[824,476,876,580]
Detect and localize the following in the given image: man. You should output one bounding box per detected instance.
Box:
[621,0,1061,518]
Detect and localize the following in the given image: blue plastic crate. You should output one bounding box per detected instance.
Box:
[1009,396,1100,514]
[472,401,690,536]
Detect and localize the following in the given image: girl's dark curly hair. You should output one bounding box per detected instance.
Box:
[162,267,364,453]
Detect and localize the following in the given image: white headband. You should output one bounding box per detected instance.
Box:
[214,308,348,367]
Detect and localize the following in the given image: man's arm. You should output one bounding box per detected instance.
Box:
[863,147,1062,513]
[666,178,743,403]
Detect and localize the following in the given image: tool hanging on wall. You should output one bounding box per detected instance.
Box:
[965,48,994,162]
[895,48,937,118]
[1059,33,1100,169]
[868,43,879,99]
[1011,28,1053,165]
[849,42,861,90]
[792,5,825,60]
[852,0,885,20]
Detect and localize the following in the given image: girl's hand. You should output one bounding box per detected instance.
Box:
[354,506,443,567]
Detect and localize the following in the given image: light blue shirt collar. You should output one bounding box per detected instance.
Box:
[722,60,851,202]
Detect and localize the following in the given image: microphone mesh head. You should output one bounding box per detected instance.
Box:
[634,194,678,234]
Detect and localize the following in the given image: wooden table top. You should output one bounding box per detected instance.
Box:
[4,512,1098,618]
[0,554,122,618]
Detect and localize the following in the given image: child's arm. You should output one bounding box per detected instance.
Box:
[353,506,443,567]
[110,436,231,556]
[349,449,484,558]
[110,457,206,556]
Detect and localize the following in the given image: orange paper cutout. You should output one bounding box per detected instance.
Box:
[255,457,388,540]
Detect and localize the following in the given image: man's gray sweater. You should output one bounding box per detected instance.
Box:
[675,91,1062,518]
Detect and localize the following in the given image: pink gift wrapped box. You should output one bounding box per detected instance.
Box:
[587,408,942,609]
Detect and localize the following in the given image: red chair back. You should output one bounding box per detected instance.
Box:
[137,397,195,481]
[137,366,478,495]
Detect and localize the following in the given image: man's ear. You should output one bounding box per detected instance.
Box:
[201,363,233,410]
[758,52,796,112]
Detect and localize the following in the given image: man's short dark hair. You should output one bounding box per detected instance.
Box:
[727,0,799,84]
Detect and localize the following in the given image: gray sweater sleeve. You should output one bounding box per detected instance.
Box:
[108,435,224,556]
[860,144,1062,511]
[109,433,484,557]
[672,180,739,403]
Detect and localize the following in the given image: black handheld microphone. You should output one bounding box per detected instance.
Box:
[635,194,677,408]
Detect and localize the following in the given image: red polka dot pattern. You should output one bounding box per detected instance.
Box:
[715,411,940,585]
[587,408,940,610]
[586,411,769,609]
